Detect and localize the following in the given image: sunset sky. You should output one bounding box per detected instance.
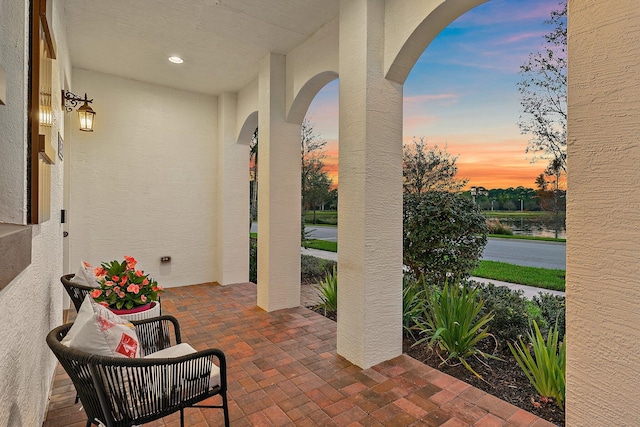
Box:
[306,0,564,190]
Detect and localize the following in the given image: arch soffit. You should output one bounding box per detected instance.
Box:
[237,110,258,145]
[384,0,487,84]
[236,78,259,144]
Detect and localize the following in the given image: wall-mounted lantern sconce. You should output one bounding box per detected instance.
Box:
[62,90,96,132]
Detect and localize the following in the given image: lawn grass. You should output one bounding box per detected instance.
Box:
[260,234,566,291]
[304,239,337,252]
[489,234,566,243]
[303,210,337,216]
[472,260,565,291]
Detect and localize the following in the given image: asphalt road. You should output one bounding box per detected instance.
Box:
[304,226,566,270]
[480,238,566,270]
[253,224,567,271]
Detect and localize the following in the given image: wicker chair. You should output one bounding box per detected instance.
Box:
[47,315,229,427]
[60,273,95,312]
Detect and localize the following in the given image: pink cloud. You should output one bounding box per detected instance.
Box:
[404,93,459,104]
[495,31,547,45]
[456,2,557,27]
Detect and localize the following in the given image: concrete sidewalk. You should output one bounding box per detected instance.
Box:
[301,247,565,299]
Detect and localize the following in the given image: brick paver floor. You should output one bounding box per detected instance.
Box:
[44,282,555,426]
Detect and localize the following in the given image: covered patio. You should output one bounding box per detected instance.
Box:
[1,0,639,426]
[45,283,553,426]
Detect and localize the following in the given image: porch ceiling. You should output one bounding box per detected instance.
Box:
[64,0,339,95]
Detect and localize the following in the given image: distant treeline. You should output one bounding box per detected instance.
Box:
[463,186,566,212]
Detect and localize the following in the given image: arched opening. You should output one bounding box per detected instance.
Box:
[299,79,339,309]
[236,111,259,282]
[393,1,567,423]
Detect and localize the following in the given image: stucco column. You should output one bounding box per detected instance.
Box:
[216,93,250,285]
[256,53,301,311]
[337,0,403,368]
[566,1,640,424]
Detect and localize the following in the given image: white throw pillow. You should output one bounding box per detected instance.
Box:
[145,343,221,387]
[61,295,140,358]
[70,261,100,288]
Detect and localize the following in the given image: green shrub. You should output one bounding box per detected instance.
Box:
[316,265,337,314]
[413,280,496,379]
[403,192,488,284]
[474,282,530,344]
[249,237,257,283]
[301,255,336,284]
[532,294,566,339]
[486,218,513,235]
[402,274,426,338]
[508,320,566,409]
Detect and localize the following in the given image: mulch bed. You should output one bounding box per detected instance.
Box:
[403,337,565,426]
[307,305,564,426]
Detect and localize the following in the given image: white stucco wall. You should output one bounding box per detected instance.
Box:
[256,53,302,311]
[0,1,68,425]
[566,1,640,425]
[337,0,403,369]
[66,69,219,287]
[216,92,250,285]
[285,16,339,124]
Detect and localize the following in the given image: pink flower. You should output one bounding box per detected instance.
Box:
[105,281,113,287]
[118,291,125,298]
[142,278,149,285]
[98,301,109,307]
[135,270,144,277]
[127,284,140,294]
[91,289,103,298]
[121,276,128,285]
[106,289,112,296]
[83,261,92,268]
[114,286,120,292]
[140,295,147,303]
[112,275,120,282]
[94,267,106,277]
[124,255,137,270]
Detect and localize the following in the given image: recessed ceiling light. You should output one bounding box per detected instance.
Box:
[168,56,184,64]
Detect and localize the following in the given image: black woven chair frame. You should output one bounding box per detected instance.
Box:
[47,315,229,427]
[60,273,95,312]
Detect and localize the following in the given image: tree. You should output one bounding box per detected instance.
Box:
[517,1,567,174]
[301,119,333,223]
[535,158,566,238]
[403,137,468,194]
[403,191,488,284]
[249,128,259,223]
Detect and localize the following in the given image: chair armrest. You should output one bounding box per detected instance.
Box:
[90,348,228,423]
[132,315,182,355]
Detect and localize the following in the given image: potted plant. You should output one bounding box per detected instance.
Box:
[90,256,163,316]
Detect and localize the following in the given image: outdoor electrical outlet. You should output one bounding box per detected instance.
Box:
[161,256,171,263]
